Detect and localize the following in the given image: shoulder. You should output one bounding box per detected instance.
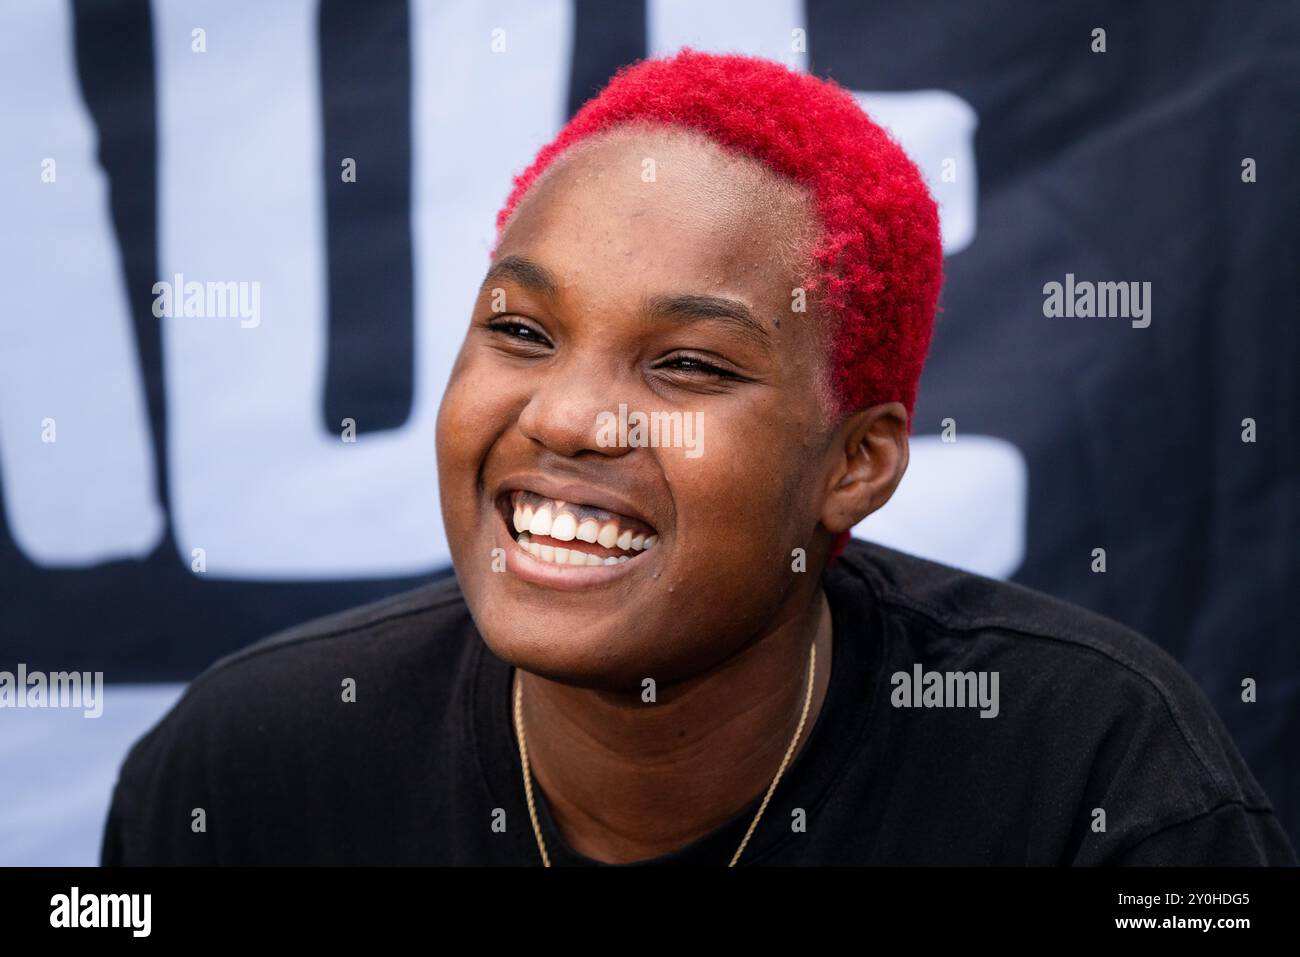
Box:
[157,572,469,722]
[833,538,1295,863]
[839,537,1193,691]
[201,572,469,685]
[112,574,473,802]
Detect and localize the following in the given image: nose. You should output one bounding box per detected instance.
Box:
[516,355,632,459]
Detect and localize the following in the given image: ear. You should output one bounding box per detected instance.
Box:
[819,402,910,534]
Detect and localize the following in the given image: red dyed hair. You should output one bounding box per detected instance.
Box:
[494,49,944,563]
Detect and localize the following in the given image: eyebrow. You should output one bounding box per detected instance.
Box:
[480,255,559,299]
[643,293,773,350]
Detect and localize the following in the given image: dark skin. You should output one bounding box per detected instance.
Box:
[435,125,909,863]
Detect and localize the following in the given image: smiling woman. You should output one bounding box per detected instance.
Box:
[102,49,1295,869]
[431,118,878,862]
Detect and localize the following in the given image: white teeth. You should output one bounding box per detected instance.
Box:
[550,513,577,542]
[509,491,658,564]
[517,531,625,568]
[528,505,553,537]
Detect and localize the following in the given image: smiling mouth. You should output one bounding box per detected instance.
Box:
[496,489,658,567]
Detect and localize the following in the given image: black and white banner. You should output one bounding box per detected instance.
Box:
[1,0,1296,855]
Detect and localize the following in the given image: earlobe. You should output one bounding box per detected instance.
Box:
[819,402,909,534]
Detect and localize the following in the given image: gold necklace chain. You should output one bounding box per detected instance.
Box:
[512,640,817,867]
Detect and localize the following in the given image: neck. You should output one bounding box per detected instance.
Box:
[513,586,834,864]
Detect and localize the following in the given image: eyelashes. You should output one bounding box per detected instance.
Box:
[484,318,740,381]
[485,318,548,345]
[656,355,735,379]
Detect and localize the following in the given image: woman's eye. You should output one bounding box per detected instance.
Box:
[487,319,550,346]
[660,355,734,378]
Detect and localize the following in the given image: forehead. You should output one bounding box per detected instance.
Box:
[496,125,816,312]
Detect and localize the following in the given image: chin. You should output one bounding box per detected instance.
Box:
[474,616,656,691]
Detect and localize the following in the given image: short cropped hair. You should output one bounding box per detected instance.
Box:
[495,48,944,421]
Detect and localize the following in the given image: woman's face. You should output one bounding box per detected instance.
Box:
[436,127,842,690]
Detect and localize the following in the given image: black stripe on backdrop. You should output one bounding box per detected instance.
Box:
[568,0,647,119]
[71,0,169,529]
[320,0,415,434]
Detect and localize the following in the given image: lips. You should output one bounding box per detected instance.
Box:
[494,481,660,570]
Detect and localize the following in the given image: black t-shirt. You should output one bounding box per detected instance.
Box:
[100,539,1296,866]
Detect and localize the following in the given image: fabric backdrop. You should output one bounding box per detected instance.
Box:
[1,0,1295,855]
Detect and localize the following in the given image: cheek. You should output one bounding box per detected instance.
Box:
[664,412,815,565]
[437,353,520,471]
[435,351,527,561]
